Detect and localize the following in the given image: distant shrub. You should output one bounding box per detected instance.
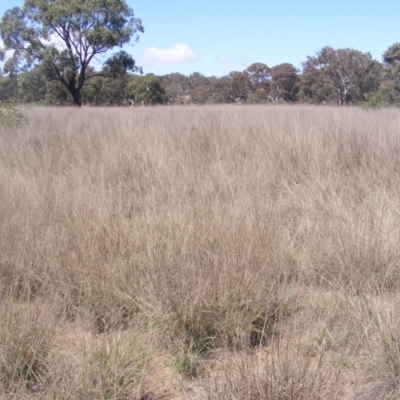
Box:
[0,103,26,128]
[360,92,389,109]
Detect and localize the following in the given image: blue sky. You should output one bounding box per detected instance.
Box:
[1,0,399,77]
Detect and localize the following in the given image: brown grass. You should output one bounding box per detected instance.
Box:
[1,104,400,398]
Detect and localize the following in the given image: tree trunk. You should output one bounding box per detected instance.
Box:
[71,91,82,107]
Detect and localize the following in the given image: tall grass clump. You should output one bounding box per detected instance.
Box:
[46,331,150,400]
[205,339,342,400]
[0,301,57,394]
[355,294,400,399]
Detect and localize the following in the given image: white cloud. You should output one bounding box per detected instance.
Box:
[140,44,197,67]
[299,55,308,64]
[240,55,253,68]
[1,34,67,57]
[42,33,69,51]
[0,39,15,60]
[217,53,236,63]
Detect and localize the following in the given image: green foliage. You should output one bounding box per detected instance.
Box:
[0,0,143,106]
[83,75,131,106]
[17,66,47,103]
[247,88,269,104]
[159,73,190,104]
[383,43,400,65]
[227,71,251,102]
[301,46,381,105]
[270,63,300,103]
[0,102,25,128]
[244,63,271,92]
[377,43,400,106]
[360,91,389,109]
[5,36,400,108]
[0,75,18,102]
[206,92,229,104]
[190,84,212,104]
[45,80,73,105]
[128,74,166,105]
[186,73,232,104]
[104,51,142,77]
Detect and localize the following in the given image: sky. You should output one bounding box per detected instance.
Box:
[0,0,399,77]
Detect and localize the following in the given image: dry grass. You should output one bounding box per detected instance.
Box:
[1,104,400,398]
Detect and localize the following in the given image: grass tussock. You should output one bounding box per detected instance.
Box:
[1,104,400,398]
[0,301,57,394]
[204,340,342,400]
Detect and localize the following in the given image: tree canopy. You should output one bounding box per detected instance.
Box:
[0,0,143,106]
[244,63,271,92]
[375,43,400,105]
[301,47,380,105]
[1,10,399,110]
[128,75,166,105]
[269,63,299,103]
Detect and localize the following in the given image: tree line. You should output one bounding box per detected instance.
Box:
[0,0,399,108]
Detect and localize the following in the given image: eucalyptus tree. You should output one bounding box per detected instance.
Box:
[226,71,251,102]
[0,74,18,102]
[128,74,166,105]
[0,0,144,106]
[301,47,380,105]
[84,73,131,106]
[17,66,48,102]
[244,63,271,92]
[269,63,299,103]
[377,43,400,105]
[159,73,190,104]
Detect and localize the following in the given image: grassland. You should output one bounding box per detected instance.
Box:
[1,104,400,399]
